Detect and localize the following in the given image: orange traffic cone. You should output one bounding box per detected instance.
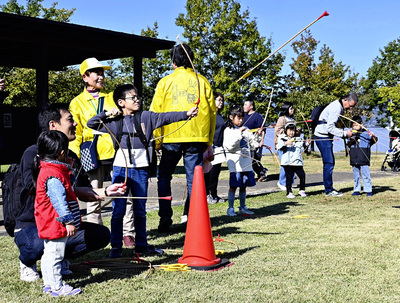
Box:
[178,165,231,270]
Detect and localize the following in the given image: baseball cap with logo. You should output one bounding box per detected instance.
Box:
[80,58,111,76]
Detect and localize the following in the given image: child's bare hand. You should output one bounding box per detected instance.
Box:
[106,107,121,117]
[106,183,126,196]
[239,127,247,132]
[66,224,76,237]
[186,107,199,118]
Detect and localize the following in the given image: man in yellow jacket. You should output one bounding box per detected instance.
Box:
[69,58,115,225]
[150,43,216,232]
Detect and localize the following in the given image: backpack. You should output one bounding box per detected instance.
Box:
[310,105,327,132]
[1,164,23,237]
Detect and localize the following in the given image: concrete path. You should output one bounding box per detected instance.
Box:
[0,169,396,236]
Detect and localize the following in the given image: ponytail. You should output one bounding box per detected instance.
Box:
[31,155,42,190]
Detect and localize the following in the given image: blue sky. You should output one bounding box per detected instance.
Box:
[41,0,400,77]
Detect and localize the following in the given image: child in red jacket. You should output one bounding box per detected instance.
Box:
[33,130,82,297]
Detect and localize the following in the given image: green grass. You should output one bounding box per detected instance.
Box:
[2,154,400,302]
[0,164,10,174]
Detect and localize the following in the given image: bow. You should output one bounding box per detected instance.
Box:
[236,11,329,82]
[176,35,201,107]
[100,120,128,186]
[338,113,378,163]
[298,109,311,154]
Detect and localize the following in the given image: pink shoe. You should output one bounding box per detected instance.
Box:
[299,190,307,198]
[287,193,296,199]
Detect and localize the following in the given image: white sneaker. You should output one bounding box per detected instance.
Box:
[227,208,237,217]
[238,206,254,215]
[207,195,217,204]
[287,192,296,199]
[299,190,307,198]
[20,261,40,282]
[325,190,343,197]
[180,215,188,223]
[61,259,73,275]
[277,182,286,191]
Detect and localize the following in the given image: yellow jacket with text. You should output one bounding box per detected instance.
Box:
[150,66,216,149]
[69,89,115,160]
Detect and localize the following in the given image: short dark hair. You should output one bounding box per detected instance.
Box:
[113,84,139,110]
[244,100,255,110]
[352,115,363,124]
[170,43,194,69]
[38,104,69,132]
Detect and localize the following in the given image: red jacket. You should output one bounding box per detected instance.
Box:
[34,161,80,240]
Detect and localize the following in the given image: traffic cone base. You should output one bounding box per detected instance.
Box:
[184,258,234,272]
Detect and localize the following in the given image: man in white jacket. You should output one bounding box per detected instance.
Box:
[314,93,358,197]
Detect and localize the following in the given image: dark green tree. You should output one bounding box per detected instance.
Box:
[0,0,80,106]
[362,38,400,126]
[118,23,171,109]
[175,0,284,109]
[286,30,358,126]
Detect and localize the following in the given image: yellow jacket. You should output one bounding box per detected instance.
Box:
[69,89,115,160]
[150,67,216,149]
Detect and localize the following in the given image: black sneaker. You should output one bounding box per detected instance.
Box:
[135,245,164,256]
[157,218,172,233]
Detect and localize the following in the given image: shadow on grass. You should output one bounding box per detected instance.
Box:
[72,255,150,285]
[147,201,300,239]
[71,202,297,286]
[307,185,397,197]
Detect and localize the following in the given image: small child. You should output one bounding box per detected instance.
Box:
[33,130,82,297]
[223,104,257,216]
[347,115,377,196]
[276,122,308,198]
[87,84,198,258]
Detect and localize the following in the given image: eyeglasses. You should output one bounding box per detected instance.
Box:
[123,95,141,102]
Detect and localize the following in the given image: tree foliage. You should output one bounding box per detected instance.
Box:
[377,84,400,127]
[362,38,400,126]
[0,0,79,106]
[285,30,358,125]
[118,23,171,110]
[0,0,75,21]
[175,0,284,109]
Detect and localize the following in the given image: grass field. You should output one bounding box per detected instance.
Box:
[2,153,400,302]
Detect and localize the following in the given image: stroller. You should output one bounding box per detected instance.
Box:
[381,130,400,171]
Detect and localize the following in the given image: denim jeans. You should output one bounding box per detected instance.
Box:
[111,166,148,250]
[15,222,110,267]
[41,237,68,291]
[157,143,206,221]
[352,165,372,193]
[315,136,335,193]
